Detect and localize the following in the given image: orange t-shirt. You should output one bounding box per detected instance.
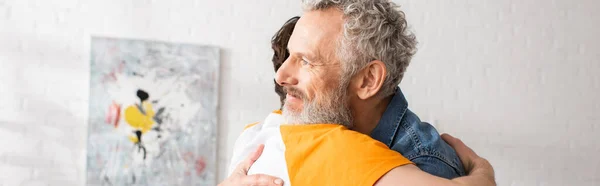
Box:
[227,111,413,186]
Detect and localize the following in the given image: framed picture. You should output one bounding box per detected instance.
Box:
[87,37,219,185]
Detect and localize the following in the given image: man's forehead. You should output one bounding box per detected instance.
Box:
[287,9,343,61]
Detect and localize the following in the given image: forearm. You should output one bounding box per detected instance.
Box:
[376,163,495,186]
[452,176,495,186]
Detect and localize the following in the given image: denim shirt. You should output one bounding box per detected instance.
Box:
[370,87,466,179]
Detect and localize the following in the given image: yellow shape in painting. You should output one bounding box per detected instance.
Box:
[128,135,139,143]
[124,101,156,134]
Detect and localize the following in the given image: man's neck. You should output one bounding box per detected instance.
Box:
[351,95,393,135]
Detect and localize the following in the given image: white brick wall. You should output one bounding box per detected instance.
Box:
[0,0,598,185]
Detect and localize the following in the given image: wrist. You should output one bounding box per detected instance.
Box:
[471,158,496,185]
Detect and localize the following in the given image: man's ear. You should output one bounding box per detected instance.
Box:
[351,60,386,100]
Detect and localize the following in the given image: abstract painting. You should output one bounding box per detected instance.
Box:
[87,37,219,186]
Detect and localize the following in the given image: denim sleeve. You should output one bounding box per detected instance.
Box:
[387,110,466,179]
[410,155,462,179]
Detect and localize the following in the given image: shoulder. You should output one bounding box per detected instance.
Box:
[243,121,260,130]
[282,124,410,164]
[281,124,383,146]
[241,110,284,131]
[392,109,443,158]
[392,109,466,176]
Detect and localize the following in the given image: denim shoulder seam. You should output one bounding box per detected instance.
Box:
[401,119,423,154]
[388,105,407,145]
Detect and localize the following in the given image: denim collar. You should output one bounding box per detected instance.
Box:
[369,87,408,147]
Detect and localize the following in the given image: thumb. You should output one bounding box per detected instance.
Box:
[234,144,265,175]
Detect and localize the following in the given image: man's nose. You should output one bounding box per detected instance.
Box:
[275,57,298,86]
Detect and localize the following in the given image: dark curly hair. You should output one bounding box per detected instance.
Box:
[271,16,300,108]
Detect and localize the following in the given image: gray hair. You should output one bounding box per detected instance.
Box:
[302,0,417,97]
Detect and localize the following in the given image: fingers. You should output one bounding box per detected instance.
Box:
[442,133,496,184]
[234,144,266,175]
[442,133,477,156]
[441,133,478,172]
[241,174,284,186]
[440,133,455,145]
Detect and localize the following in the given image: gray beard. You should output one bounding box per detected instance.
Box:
[282,81,353,128]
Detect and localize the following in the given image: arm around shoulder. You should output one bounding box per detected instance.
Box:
[374,164,494,186]
[375,133,496,186]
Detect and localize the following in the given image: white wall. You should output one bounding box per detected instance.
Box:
[0,0,598,185]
